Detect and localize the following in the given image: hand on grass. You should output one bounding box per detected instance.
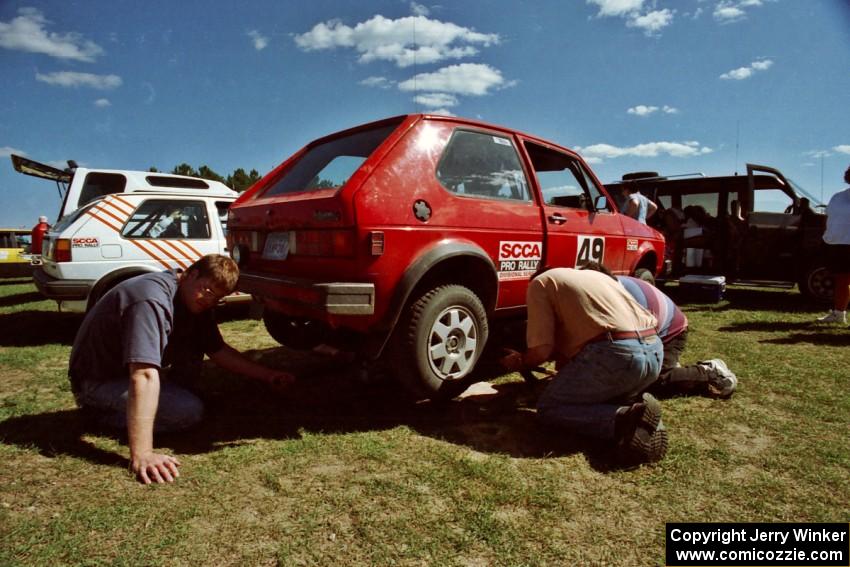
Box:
[131,452,181,484]
[499,348,524,372]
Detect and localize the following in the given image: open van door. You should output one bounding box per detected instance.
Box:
[10,155,75,219]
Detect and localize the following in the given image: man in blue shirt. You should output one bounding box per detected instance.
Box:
[70,255,294,484]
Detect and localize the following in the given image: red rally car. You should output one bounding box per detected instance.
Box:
[227,114,665,397]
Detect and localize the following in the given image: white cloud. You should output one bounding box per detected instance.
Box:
[36,71,122,89]
[720,58,773,80]
[425,108,455,116]
[398,63,512,96]
[0,146,26,158]
[0,7,103,62]
[628,105,658,116]
[410,2,430,17]
[627,9,674,35]
[294,15,499,68]
[576,141,713,161]
[834,145,850,155]
[248,30,269,50]
[94,98,111,107]
[415,93,459,108]
[713,0,766,23]
[628,104,679,116]
[359,76,393,89]
[805,150,832,159]
[587,0,645,17]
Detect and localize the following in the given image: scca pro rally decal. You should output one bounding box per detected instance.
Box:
[498,241,541,280]
[626,238,638,251]
[72,237,99,248]
[575,235,605,266]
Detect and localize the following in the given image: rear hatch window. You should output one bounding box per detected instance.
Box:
[260,121,400,198]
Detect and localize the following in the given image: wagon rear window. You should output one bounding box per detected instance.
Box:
[261,122,400,197]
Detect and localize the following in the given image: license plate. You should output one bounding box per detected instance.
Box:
[262,232,291,260]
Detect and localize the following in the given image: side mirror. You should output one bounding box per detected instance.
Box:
[594,195,608,211]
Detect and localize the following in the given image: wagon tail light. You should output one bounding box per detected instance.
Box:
[291,229,355,257]
[53,238,72,262]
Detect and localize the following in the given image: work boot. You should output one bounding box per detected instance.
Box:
[616,393,668,464]
[817,310,847,324]
[697,359,738,398]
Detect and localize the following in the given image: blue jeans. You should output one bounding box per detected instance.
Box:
[537,336,662,440]
[74,379,204,433]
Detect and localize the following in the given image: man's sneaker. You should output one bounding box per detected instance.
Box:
[698,359,738,398]
[616,393,668,463]
[817,310,847,324]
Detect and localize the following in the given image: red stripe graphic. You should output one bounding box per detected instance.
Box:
[145,239,189,270]
[160,239,201,262]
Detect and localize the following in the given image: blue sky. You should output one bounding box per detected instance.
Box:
[1,0,848,227]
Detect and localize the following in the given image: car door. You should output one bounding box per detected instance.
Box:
[520,139,626,272]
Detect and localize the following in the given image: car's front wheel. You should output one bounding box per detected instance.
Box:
[798,262,833,303]
[397,284,488,399]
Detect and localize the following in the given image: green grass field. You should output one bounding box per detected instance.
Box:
[1,278,848,566]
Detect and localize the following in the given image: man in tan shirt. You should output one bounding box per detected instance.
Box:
[501,267,667,463]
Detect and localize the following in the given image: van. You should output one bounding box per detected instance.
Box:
[606,164,831,301]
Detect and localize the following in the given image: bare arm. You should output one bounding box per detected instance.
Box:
[624,197,639,219]
[209,343,295,388]
[646,199,658,219]
[127,363,180,484]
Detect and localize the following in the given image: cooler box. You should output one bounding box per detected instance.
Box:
[679,275,726,303]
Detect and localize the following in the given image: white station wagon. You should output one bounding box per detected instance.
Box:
[34,187,239,312]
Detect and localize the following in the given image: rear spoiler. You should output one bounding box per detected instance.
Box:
[10,155,73,183]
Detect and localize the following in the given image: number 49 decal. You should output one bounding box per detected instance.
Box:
[576,235,605,266]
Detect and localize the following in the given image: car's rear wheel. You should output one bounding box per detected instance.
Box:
[397,284,488,399]
[263,311,328,350]
[798,262,833,303]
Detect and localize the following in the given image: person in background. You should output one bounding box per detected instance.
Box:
[624,183,658,224]
[583,262,738,398]
[499,267,667,464]
[69,254,295,484]
[817,165,850,325]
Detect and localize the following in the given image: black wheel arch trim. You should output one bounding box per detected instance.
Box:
[371,240,498,359]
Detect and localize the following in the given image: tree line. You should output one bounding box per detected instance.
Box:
[148,163,263,193]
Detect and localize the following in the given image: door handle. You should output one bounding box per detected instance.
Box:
[547,213,567,225]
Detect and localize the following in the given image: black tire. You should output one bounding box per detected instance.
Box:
[263,311,328,350]
[634,268,656,287]
[798,263,833,303]
[396,284,488,399]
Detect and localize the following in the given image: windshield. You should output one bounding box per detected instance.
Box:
[261,121,401,197]
[786,177,825,208]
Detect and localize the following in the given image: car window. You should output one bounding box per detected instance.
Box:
[523,141,596,209]
[436,130,530,201]
[122,200,210,240]
[262,121,401,197]
[79,172,127,208]
[753,188,794,213]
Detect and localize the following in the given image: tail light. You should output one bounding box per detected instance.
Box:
[292,230,355,257]
[54,238,72,262]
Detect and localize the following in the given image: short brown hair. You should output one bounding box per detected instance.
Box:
[186,254,239,292]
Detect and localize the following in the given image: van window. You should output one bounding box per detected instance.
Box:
[79,173,127,207]
[262,121,401,197]
[753,188,794,213]
[215,201,231,237]
[122,200,210,240]
[436,130,530,201]
[681,193,719,217]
